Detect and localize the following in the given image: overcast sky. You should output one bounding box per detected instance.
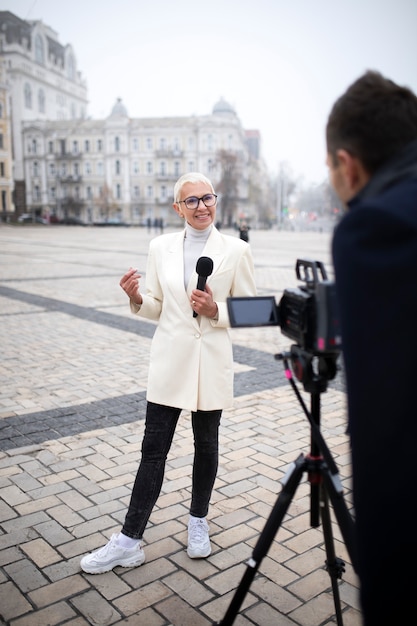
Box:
[5,0,417,185]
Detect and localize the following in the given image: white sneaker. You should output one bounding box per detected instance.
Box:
[80,533,145,574]
[187,518,211,558]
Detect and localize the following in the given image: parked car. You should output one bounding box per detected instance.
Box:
[59,217,86,225]
[17,214,48,224]
[93,218,130,227]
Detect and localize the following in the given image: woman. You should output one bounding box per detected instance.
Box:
[80,172,257,574]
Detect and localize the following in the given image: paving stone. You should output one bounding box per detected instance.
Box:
[0,227,359,626]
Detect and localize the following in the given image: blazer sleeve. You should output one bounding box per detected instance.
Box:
[211,241,257,328]
[129,242,163,320]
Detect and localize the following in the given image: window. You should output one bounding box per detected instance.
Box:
[75,186,80,199]
[207,134,213,151]
[0,134,3,150]
[72,141,78,154]
[160,161,166,175]
[132,138,139,151]
[38,89,45,113]
[116,184,121,199]
[50,187,56,199]
[32,139,37,154]
[188,137,194,150]
[24,83,32,109]
[34,34,45,64]
[67,54,75,80]
[34,185,41,201]
[97,161,103,176]
[33,161,39,177]
[188,161,194,171]
[146,161,153,175]
[174,161,180,176]
[115,136,120,152]
[60,139,66,155]
[133,186,139,198]
[174,137,180,151]
[146,138,152,150]
[48,141,53,153]
[146,186,153,198]
[49,163,55,176]
[2,190,7,211]
[159,138,166,150]
[0,162,4,177]
[84,140,90,152]
[115,160,121,175]
[86,186,93,199]
[61,163,67,176]
[0,104,3,118]
[161,185,167,200]
[132,161,139,175]
[97,139,103,151]
[85,161,91,175]
[74,162,80,176]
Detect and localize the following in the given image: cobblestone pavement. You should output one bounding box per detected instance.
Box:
[0,224,361,626]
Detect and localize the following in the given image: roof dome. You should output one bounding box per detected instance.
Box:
[109,98,128,118]
[212,97,236,116]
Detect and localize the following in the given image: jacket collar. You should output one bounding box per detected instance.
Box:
[349,139,417,208]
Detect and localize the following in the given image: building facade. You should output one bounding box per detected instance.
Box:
[0,56,14,220]
[2,10,267,226]
[0,10,88,216]
[22,97,260,226]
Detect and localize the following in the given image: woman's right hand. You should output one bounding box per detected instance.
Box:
[120,267,143,305]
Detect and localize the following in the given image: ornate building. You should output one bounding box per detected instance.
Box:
[0,10,88,216]
[2,10,266,226]
[22,97,261,226]
[0,56,14,220]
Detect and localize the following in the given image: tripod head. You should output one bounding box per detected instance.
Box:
[276,345,339,394]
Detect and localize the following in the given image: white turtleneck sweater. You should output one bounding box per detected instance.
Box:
[183,223,212,288]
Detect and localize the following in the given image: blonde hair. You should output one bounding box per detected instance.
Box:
[173,172,215,203]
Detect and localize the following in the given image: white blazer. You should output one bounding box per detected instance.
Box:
[130,226,257,411]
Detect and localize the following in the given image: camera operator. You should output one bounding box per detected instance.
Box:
[327,71,417,625]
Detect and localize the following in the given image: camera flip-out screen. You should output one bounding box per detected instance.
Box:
[227,296,279,328]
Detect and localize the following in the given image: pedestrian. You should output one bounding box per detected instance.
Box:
[327,71,417,625]
[239,222,250,242]
[80,172,257,574]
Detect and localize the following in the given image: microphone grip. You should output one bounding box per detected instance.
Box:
[193,276,207,317]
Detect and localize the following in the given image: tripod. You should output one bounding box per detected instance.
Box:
[217,346,357,626]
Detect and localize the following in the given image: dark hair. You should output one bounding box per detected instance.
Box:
[326,71,417,174]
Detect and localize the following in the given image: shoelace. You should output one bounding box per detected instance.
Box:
[189,521,207,543]
[95,534,118,556]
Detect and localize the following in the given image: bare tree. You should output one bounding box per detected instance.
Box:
[215,150,239,227]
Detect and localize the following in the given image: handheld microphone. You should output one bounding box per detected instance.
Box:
[193,256,214,317]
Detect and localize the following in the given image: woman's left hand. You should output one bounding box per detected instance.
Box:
[191,284,218,318]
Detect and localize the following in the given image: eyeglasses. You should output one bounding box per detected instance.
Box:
[178,194,217,210]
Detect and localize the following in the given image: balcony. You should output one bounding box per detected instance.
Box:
[155,149,183,158]
[55,152,83,160]
[60,197,85,210]
[58,175,83,183]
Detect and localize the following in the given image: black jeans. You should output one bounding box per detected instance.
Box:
[122,401,222,539]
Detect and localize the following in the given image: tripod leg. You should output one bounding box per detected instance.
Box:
[321,466,358,572]
[218,453,306,626]
[320,485,346,626]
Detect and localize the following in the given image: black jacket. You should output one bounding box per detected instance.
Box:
[332,139,417,625]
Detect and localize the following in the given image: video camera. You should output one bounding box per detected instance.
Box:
[227,258,342,357]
